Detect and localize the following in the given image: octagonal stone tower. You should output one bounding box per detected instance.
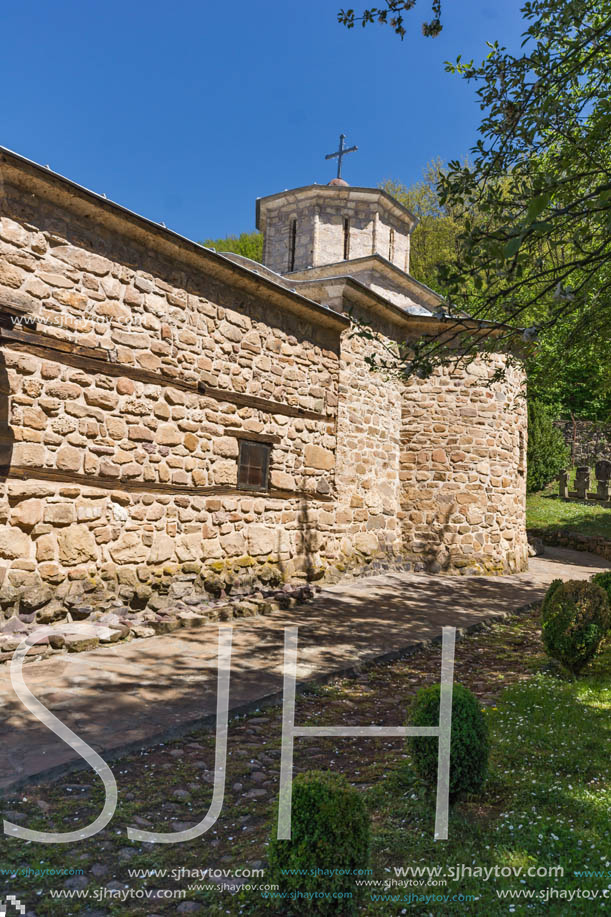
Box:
[256,183,416,275]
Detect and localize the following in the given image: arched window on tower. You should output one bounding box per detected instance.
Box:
[389,228,395,263]
[288,219,297,271]
[343,218,350,260]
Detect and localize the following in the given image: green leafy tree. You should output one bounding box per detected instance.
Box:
[339,1,443,39]
[526,316,611,420]
[343,0,611,410]
[201,230,263,262]
[527,399,570,492]
[384,164,611,418]
[382,159,465,294]
[382,161,611,418]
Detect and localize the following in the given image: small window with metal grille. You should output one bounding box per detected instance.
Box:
[237,440,271,491]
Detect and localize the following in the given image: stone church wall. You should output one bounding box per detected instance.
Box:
[0,156,528,631]
[0,168,345,617]
[331,312,404,576]
[400,358,528,574]
[330,317,528,579]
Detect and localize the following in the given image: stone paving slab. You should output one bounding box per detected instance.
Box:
[0,546,608,794]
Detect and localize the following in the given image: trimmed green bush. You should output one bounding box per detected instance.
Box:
[407,683,489,798]
[541,578,564,622]
[591,571,611,610]
[267,770,370,914]
[542,579,610,674]
[527,400,570,493]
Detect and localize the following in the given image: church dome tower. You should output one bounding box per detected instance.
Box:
[254,136,439,316]
[256,182,416,276]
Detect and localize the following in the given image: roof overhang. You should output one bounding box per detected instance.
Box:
[291,274,516,346]
[287,254,443,313]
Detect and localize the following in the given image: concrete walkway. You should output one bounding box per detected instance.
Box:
[0,546,608,794]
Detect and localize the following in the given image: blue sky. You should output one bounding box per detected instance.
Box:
[2,1,525,241]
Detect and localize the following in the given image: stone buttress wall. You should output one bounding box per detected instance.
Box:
[554,418,611,465]
[331,313,404,578]
[400,357,528,574]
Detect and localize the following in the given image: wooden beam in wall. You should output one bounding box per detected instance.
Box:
[5,463,335,502]
[223,428,283,444]
[0,321,333,422]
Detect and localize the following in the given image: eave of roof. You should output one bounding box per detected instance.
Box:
[291,274,513,341]
[291,275,430,327]
[287,253,443,311]
[0,146,349,333]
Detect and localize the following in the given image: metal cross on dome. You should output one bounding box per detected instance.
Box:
[325,133,358,180]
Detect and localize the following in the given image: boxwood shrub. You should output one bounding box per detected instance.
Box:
[542,579,610,674]
[541,578,564,622]
[407,683,489,799]
[267,770,370,914]
[591,571,611,609]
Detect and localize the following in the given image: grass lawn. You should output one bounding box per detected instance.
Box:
[527,466,611,540]
[359,654,611,915]
[1,610,610,915]
[526,492,611,539]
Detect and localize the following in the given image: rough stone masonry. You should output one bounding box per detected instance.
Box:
[0,148,528,646]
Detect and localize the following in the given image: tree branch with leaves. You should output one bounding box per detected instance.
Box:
[338,1,442,39]
[344,0,611,416]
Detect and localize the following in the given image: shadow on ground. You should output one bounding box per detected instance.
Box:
[0,545,608,793]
